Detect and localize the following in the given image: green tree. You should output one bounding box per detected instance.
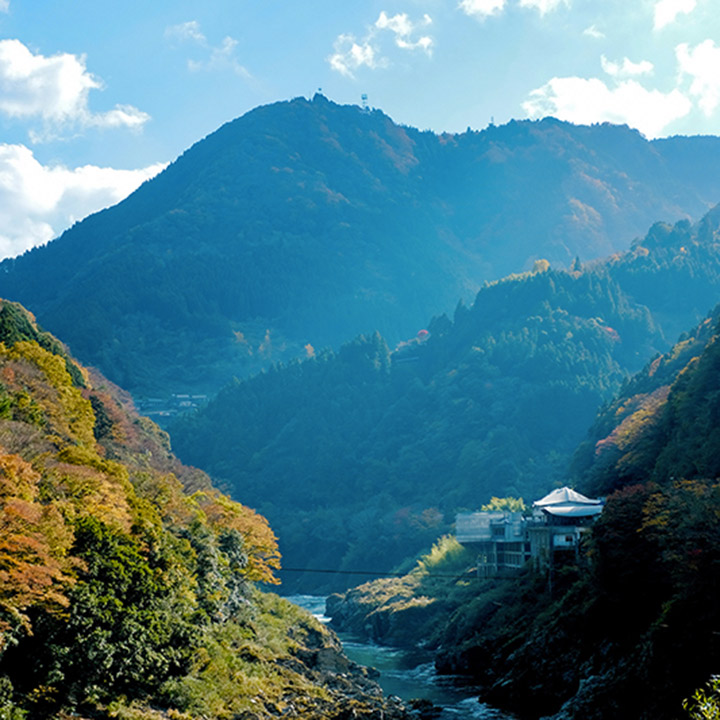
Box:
[684,677,720,719]
[480,496,526,512]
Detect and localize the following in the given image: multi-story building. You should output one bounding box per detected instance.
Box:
[456,487,603,577]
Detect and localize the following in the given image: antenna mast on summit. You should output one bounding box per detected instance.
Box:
[361,93,369,111]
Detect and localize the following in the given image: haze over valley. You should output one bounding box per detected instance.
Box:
[3,1,720,718]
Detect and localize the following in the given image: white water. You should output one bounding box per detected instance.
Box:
[286,595,515,719]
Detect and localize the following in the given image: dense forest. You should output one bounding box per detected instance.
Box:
[169,206,720,589]
[327,302,720,719]
[5,99,720,394]
[0,300,406,720]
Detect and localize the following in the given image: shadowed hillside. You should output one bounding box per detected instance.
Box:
[326,302,720,720]
[169,206,720,590]
[5,97,720,394]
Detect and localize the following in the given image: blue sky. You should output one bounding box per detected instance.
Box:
[1,0,719,259]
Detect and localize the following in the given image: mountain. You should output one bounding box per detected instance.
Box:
[326,303,720,720]
[438,302,720,719]
[5,96,720,395]
[168,206,720,590]
[570,305,720,496]
[0,299,407,720]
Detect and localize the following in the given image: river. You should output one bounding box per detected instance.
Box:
[287,595,516,719]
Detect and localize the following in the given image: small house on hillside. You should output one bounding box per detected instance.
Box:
[456,487,603,577]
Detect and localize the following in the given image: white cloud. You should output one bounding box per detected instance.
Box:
[0,39,149,139]
[523,76,691,138]
[654,0,696,30]
[459,0,506,19]
[328,34,382,78]
[188,36,252,78]
[165,21,251,78]
[518,0,569,15]
[164,20,206,44]
[460,0,568,18]
[375,12,433,53]
[328,11,433,78]
[601,55,654,78]
[583,25,605,39]
[676,40,720,115]
[0,1,8,12]
[0,144,166,260]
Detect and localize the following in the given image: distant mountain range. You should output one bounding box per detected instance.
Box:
[168,206,720,589]
[5,96,720,394]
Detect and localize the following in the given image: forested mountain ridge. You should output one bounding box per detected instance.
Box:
[326,303,720,720]
[0,299,407,719]
[439,301,720,718]
[572,307,720,497]
[5,96,720,394]
[169,206,720,590]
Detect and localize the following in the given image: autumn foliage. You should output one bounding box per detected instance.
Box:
[0,300,283,716]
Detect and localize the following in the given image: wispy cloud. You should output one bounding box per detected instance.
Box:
[458,0,506,20]
[165,20,251,79]
[654,0,696,30]
[459,0,568,20]
[0,1,8,13]
[0,143,166,259]
[0,39,149,141]
[375,12,433,54]
[188,37,251,78]
[328,35,382,78]
[518,0,570,15]
[328,10,434,78]
[523,76,691,138]
[676,40,720,115]
[164,20,206,44]
[583,25,605,39]
[601,56,654,78]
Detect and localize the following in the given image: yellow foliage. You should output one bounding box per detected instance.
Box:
[481,496,526,512]
[0,452,76,641]
[130,471,195,528]
[37,450,133,534]
[2,341,96,447]
[194,491,281,584]
[57,444,129,482]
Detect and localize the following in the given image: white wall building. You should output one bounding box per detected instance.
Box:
[456,487,603,576]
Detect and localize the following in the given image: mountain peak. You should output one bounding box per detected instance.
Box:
[4,103,720,394]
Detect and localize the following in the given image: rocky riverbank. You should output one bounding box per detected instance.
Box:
[326,582,443,648]
[273,613,410,720]
[326,537,480,650]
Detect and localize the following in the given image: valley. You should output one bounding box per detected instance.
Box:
[3,99,720,719]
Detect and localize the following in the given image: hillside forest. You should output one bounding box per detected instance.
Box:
[4,98,720,720]
[170,206,720,589]
[0,300,405,720]
[325,300,720,719]
[5,98,720,396]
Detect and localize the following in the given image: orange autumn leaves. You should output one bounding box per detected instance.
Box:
[197,492,281,584]
[0,327,282,646]
[0,453,75,640]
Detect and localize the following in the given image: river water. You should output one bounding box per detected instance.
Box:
[286,595,516,719]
